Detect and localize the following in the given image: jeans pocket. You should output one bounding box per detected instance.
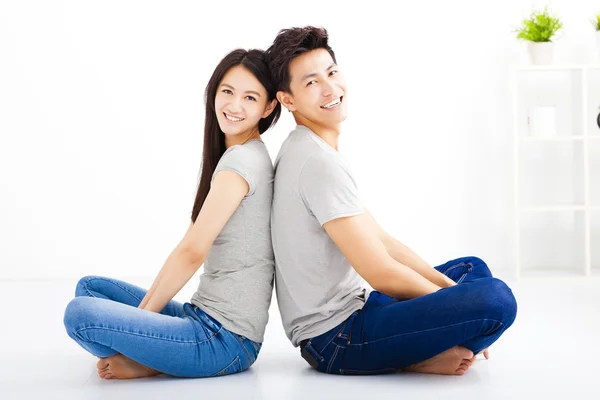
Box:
[212,356,243,377]
[232,333,261,365]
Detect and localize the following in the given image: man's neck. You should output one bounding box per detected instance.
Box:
[294,114,340,151]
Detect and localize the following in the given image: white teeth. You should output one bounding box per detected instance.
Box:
[225,113,244,122]
[321,98,341,109]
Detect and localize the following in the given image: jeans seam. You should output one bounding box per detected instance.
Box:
[213,356,240,377]
[314,320,349,354]
[456,272,468,284]
[443,262,466,275]
[237,335,255,363]
[83,277,143,303]
[326,344,340,373]
[75,326,220,345]
[346,318,506,346]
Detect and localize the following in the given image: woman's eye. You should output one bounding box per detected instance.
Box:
[222,89,233,94]
[245,96,257,101]
[330,70,338,76]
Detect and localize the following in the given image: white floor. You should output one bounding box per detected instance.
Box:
[1,277,599,400]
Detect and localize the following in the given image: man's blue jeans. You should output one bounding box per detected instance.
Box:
[63,276,261,377]
[301,256,517,375]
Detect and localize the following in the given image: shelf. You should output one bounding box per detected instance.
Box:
[517,140,585,208]
[518,210,587,277]
[591,210,600,277]
[514,63,599,279]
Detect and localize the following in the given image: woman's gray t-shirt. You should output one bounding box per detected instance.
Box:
[191,139,275,343]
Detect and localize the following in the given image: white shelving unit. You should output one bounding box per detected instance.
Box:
[512,64,600,278]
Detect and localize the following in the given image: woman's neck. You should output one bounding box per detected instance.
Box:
[225,128,261,149]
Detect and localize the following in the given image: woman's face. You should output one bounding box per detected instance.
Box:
[215,65,274,138]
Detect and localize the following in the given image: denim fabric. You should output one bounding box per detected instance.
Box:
[64,276,261,377]
[302,256,517,375]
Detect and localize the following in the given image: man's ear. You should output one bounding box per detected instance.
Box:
[262,99,278,119]
[276,91,296,112]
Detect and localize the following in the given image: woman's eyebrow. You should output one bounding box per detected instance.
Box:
[219,83,261,96]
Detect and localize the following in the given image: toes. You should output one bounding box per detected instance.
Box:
[456,347,474,359]
[104,372,114,380]
[97,358,110,369]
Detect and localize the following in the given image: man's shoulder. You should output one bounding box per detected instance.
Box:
[276,129,322,167]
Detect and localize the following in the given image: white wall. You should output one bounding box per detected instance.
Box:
[1,0,598,281]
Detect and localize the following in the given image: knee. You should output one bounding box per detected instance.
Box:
[63,296,93,339]
[464,256,493,278]
[473,278,517,328]
[74,275,101,297]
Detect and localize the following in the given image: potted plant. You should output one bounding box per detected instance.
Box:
[515,6,563,65]
[593,14,600,61]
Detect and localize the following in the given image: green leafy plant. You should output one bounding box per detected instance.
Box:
[515,6,563,42]
[593,14,600,31]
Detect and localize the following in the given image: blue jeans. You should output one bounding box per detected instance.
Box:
[63,276,261,378]
[301,256,517,375]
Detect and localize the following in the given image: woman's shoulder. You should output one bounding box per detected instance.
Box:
[215,140,273,184]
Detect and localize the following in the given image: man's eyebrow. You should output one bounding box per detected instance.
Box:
[219,83,261,97]
[300,63,337,81]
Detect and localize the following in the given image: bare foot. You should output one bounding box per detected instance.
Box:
[96,354,161,380]
[481,348,490,359]
[405,346,475,376]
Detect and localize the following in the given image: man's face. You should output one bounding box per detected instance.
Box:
[283,48,347,128]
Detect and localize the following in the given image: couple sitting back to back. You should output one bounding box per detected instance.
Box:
[64,26,517,379]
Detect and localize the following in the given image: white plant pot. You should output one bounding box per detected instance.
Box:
[527,42,554,65]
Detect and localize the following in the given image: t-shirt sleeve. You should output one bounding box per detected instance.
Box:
[211,146,257,196]
[299,152,365,226]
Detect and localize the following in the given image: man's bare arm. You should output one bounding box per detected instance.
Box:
[324,214,441,300]
[364,210,456,288]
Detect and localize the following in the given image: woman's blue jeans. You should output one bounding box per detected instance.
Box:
[63,276,261,377]
[301,256,517,375]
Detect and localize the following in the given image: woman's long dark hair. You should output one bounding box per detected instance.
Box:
[191,49,281,223]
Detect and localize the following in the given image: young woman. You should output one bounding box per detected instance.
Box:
[63,49,281,379]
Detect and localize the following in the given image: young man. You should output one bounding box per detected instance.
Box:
[266,26,517,376]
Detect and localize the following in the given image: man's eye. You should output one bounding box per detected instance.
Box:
[306,80,316,86]
[330,70,338,76]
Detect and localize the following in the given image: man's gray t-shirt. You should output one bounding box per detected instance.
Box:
[271,125,370,347]
[191,139,274,343]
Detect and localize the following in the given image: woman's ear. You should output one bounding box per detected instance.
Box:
[276,91,296,112]
[262,99,278,119]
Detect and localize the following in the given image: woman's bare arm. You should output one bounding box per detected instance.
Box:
[138,170,249,313]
